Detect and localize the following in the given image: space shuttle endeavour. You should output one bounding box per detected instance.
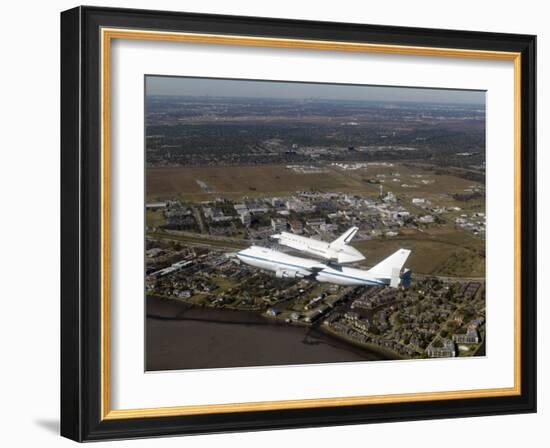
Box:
[271,226,365,264]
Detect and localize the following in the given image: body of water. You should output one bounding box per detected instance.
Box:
[146,296,389,371]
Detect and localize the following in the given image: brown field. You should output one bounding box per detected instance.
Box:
[353,228,485,277]
[146,164,362,201]
[147,163,483,204]
[338,163,483,202]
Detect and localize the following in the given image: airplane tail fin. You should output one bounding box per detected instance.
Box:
[367,249,411,288]
[329,226,358,249]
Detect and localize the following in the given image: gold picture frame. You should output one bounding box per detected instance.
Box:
[61,6,536,441]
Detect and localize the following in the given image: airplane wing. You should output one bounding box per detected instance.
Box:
[275,262,326,280]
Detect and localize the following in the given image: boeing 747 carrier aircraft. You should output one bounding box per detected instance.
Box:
[236,244,411,288]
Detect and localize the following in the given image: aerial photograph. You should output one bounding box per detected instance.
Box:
[144,76,486,371]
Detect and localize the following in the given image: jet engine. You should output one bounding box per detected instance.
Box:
[275,268,301,279]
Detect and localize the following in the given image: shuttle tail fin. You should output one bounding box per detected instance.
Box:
[329,226,358,249]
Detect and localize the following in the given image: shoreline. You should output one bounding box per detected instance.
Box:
[146,295,391,370]
[320,324,405,360]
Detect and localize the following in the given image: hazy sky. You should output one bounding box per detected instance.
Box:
[146,75,485,105]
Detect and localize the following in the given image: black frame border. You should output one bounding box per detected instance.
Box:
[61,6,536,442]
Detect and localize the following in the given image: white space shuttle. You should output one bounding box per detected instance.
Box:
[271,226,365,264]
[236,245,411,288]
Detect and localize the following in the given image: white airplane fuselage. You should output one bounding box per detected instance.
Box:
[237,246,388,286]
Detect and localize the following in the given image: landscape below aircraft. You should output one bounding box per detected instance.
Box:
[271,226,365,264]
[236,245,412,288]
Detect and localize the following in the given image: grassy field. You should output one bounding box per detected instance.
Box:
[353,228,485,277]
[146,164,360,201]
[146,209,166,228]
[146,163,482,203]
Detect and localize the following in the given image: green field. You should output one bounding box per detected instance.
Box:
[146,209,166,228]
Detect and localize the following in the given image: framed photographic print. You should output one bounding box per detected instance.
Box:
[60,6,536,441]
